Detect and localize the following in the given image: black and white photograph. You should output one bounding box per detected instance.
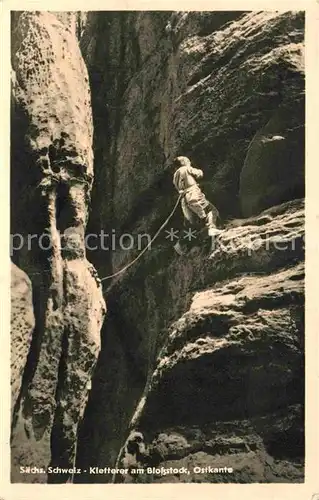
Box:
[5,5,314,491]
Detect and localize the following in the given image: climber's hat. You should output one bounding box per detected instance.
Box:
[173,156,191,169]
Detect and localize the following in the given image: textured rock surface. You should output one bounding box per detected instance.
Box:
[11,10,304,484]
[10,12,105,483]
[11,263,35,417]
[75,11,304,483]
[125,405,303,483]
[78,198,304,483]
[120,259,304,483]
[239,102,304,216]
[82,10,304,235]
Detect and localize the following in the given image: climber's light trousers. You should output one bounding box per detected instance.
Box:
[181,185,213,226]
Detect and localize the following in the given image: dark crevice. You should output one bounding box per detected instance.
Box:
[138,354,304,432]
[264,426,304,461]
[105,308,148,383]
[55,183,71,234]
[48,327,71,483]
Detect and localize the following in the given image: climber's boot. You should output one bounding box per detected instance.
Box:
[205,210,223,238]
[208,227,223,237]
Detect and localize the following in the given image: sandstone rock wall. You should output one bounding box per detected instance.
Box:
[10,11,105,483]
[76,11,304,483]
[120,203,304,483]
[82,11,304,235]
[11,263,35,418]
[11,10,304,484]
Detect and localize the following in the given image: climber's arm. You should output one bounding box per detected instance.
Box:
[173,170,180,191]
[188,166,204,179]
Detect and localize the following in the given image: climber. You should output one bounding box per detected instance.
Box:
[172,156,222,255]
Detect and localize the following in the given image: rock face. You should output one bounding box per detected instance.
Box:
[10,12,106,483]
[11,263,35,418]
[76,11,304,484]
[239,102,304,217]
[111,199,305,483]
[82,10,304,234]
[11,10,304,484]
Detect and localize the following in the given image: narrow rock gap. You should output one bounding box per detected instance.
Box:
[55,183,70,234]
[48,326,71,483]
[47,260,71,483]
[10,10,305,484]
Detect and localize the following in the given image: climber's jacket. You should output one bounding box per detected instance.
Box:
[173,165,203,193]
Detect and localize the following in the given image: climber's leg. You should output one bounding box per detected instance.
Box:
[175,190,222,255]
[181,198,198,225]
[205,210,214,228]
[184,189,208,221]
[204,209,223,237]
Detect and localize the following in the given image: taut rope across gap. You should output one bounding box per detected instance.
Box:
[100,194,182,284]
[67,194,182,484]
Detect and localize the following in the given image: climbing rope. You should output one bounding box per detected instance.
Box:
[100,194,182,284]
[14,194,182,286]
[65,194,182,484]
